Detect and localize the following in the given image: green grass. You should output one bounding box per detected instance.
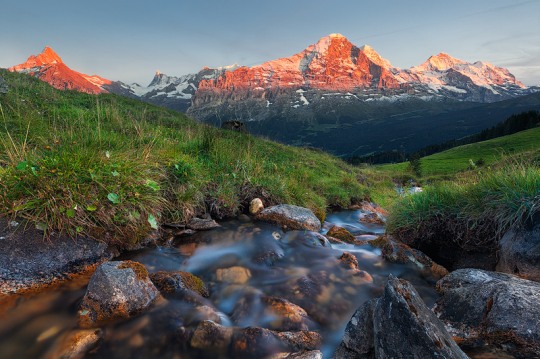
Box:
[387,162,540,249]
[378,126,540,179]
[0,70,373,247]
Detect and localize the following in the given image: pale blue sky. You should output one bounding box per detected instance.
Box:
[1,0,539,85]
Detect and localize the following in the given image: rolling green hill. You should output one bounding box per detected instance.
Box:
[378,126,540,177]
[0,70,371,247]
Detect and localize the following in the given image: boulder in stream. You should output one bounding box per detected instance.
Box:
[78,260,160,328]
[257,205,321,231]
[190,320,321,358]
[333,275,468,358]
[436,268,540,357]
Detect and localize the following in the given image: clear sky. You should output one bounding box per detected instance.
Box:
[1,0,539,86]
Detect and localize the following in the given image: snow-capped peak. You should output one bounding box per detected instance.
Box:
[420,53,465,71]
[360,45,393,69]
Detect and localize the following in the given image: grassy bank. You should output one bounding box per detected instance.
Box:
[388,161,540,249]
[0,70,372,247]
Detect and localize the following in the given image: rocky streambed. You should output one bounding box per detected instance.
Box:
[1,204,539,358]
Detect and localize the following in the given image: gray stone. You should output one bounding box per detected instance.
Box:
[257,205,321,231]
[334,275,468,359]
[0,217,112,295]
[186,217,220,231]
[436,269,540,356]
[78,260,160,328]
[497,219,540,281]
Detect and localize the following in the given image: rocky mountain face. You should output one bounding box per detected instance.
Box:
[9,47,112,94]
[9,37,537,155]
[186,34,530,121]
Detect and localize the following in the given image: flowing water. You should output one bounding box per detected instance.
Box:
[0,210,441,358]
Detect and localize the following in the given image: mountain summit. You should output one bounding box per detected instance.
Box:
[9,47,111,94]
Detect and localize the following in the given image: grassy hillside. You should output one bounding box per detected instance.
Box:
[0,70,375,247]
[378,126,540,178]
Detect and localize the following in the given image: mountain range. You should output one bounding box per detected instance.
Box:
[8,34,539,156]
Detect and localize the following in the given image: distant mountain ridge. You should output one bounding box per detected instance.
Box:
[8,36,539,156]
[9,47,111,94]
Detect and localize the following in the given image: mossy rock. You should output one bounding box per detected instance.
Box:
[150,271,209,298]
[327,225,356,244]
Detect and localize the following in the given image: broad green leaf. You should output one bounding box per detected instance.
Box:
[147,214,158,229]
[86,205,97,212]
[66,209,76,218]
[146,180,160,191]
[16,161,28,170]
[107,193,120,204]
[111,170,119,177]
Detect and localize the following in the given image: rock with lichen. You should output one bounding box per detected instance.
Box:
[78,260,160,328]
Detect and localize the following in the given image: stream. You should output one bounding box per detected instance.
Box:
[0,210,440,358]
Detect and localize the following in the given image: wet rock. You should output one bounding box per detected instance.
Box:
[274,331,322,352]
[232,295,315,331]
[257,205,321,231]
[267,351,323,359]
[191,320,234,352]
[334,275,468,358]
[326,225,356,244]
[332,299,376,359]
[379,236,449,280]
[150,270,209,297]
[0,217,112,295]
[250,198,264,214]
[232,326,287,357]
[216,266,252,284]
[190,321,321,358]
[78,260,160,328]
[338,252,359,270]
[496,218,540,281]
[359,202,388,224]
[281,230,331,248]
[436,269,540,356]
[187,217,220,231]
[43,328,102,359]
[232,327,321,358]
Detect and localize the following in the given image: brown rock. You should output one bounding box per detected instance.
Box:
[43,329,102,359]
[339,252,359,270]
[326,226,356,244]
[250,198,264,215]
[191,320,234,352]
[232,295,315,331]
[380,236,449,280]
[216,266,252,284]
[149,270,209,297]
